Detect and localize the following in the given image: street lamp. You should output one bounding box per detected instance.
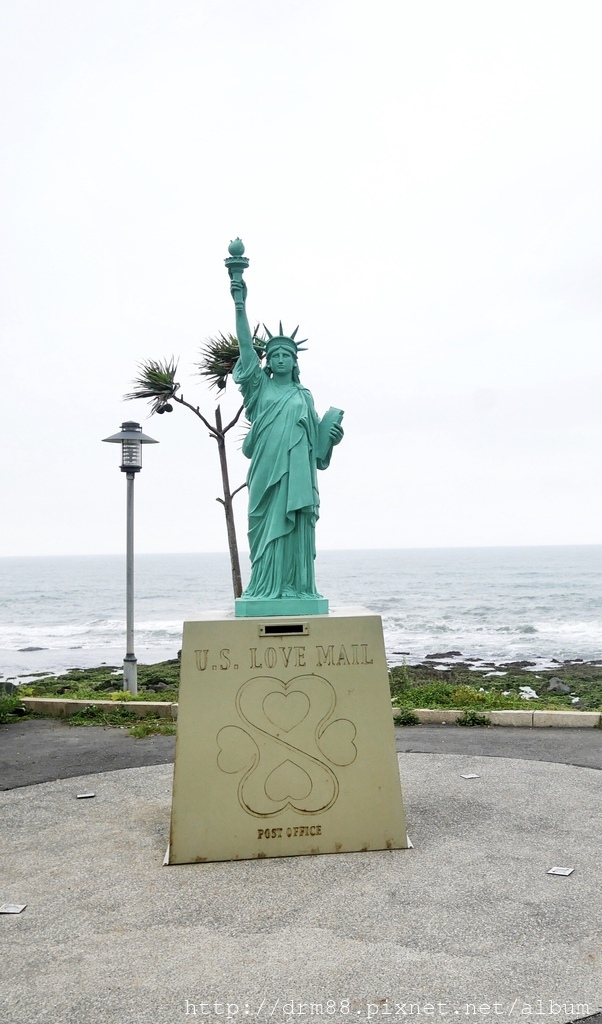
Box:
[102,421,158,695]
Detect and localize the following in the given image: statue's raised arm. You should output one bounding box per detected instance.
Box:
[225,238,255,371]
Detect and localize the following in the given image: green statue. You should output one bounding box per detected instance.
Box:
[226,238,344,617]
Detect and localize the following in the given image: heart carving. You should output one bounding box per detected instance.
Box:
[264,760,313,801]
[318,719,357,766]
[216,726,258,773]
[263,691,310,732]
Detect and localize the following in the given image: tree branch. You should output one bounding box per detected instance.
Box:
[222,403,246,434]
[174,395,218,436]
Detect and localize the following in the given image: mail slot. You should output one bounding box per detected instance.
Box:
[259,623,309,637]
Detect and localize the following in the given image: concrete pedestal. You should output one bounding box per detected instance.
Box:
[168,609,407,864]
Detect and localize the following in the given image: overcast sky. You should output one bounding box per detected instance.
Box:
[1,0,601,557]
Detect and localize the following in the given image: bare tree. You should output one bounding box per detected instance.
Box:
[125,333,262,599]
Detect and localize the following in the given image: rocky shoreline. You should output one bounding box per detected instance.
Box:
[388,651,602,714]
[393,648,602,672]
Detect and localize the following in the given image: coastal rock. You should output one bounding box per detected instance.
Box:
[18,646,48,653]
[546,678,571,694]
[500,660,536,669]
[0,681,19,695]
[425,651,463,659]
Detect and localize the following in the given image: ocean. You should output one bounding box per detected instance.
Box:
[1,547,601,682]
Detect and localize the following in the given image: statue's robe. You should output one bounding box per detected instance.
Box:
[234,358,329,599]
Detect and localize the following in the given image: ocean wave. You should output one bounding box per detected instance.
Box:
[3,548,602,676]
[494,625,538,634]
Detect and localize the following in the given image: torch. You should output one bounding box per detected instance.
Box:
[224,237,249,293]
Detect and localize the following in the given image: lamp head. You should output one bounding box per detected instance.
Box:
[102,421,158,473]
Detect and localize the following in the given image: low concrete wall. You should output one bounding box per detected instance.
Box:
[532,710,601,728]
[485,710,535,726]
[412,709,463,724]
[20,698,601,728]
[21,697,176,720]
[392,707,600,728]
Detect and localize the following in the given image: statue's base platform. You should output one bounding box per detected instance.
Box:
[168,608,408,864]
[235,596,329,617]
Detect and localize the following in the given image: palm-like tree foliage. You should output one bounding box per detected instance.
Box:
[197,329,264,390]
[125,357,180,414]
[197,333,240,391]
[124,334,264,599]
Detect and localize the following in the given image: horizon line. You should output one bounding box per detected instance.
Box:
[2,542,602,559]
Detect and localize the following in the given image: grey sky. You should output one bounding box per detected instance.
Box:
[1,0,601,556]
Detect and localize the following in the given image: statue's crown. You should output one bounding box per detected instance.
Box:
[258,322,308,357]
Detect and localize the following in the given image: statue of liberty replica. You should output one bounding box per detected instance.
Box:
[226,238,344,616]
[167,239,407,866]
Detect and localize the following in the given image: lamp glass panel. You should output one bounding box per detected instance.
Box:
[121,439,142,468]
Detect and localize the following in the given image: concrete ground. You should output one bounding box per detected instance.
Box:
[1,719,601,1024]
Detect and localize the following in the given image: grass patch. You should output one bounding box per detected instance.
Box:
[0,694,31,724]
[64,704,175,737]
[456,709,490,727]
[128,719,177,738]
[393,708,420,727]
[66,705,139,727]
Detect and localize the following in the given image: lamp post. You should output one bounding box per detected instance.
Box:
[102,421,158,695]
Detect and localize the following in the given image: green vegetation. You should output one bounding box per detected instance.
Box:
[456,709,490,727]
[66,704,140,727]
[5,661,180,736]
[393,708,420,727]
[64,704,175,736]
[389,661,602,712]
[129,719,177,738]
[0,693,31,724]
[5,656,602,737]
[16,659,181,703]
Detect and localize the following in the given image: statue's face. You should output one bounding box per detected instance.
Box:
[269,347,296,379]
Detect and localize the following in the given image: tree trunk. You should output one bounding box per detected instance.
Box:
[215,406,243,599]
